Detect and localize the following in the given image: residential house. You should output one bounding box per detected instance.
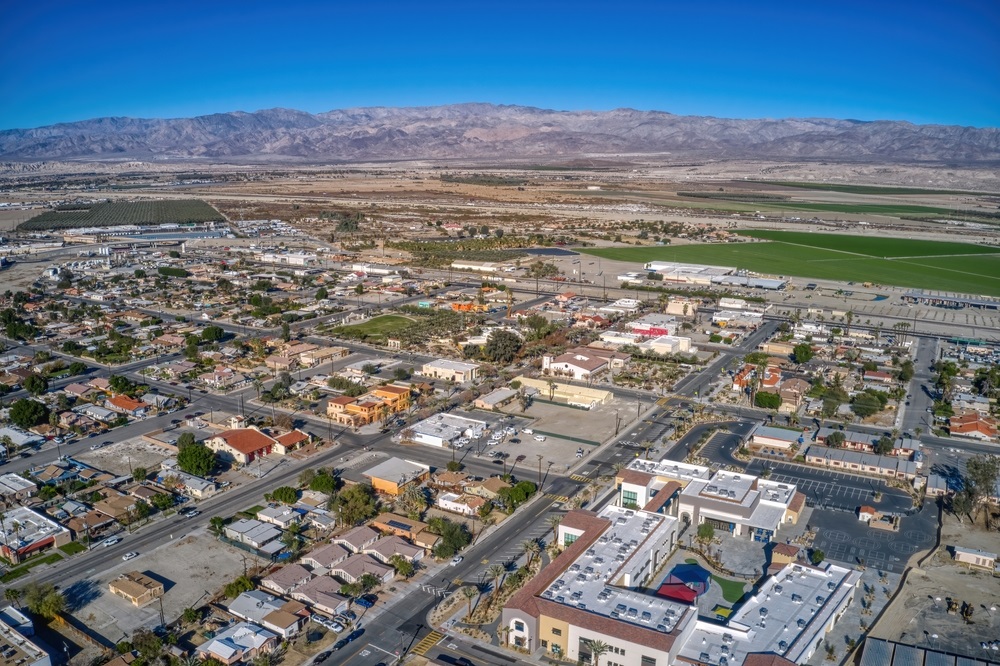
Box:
[224,519,284,555]
[290,576,349,617]
[300,542,351,570]
[109,572,165,607]
[260,564,312,595]
[465,477,512,501]
[94,494,139,522]
[264,355,297,372]
[256,506,301,529]
[0,473,37,503]
[370,513,438,550]
[227,591,308,639]
[363,536,424,564]
[63,383,95,399]
[330,554,394,584]
[198,622,278,665]
[437,492,487,517]
[106,395,149,419]
[332,526,380,553]
[429,470,471,491]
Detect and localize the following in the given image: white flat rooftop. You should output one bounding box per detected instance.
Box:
[626,458,713,482]
[540,505,689,634]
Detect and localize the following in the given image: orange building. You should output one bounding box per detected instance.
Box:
[326,385,411,427]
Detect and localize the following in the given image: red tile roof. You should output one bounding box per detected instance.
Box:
[617,469,654,487]
[215,428,277,454]
[643,481,681,513]
[276,430,309,446]
[771,543,799,557]
[108,395,147,412]
[788,490,806,513]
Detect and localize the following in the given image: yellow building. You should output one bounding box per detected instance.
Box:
[109,571,165,607]
[325,385,411,426]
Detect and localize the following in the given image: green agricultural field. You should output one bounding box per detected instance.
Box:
[733,231,1000,258]
[19,199,223,231]
[332,314,414,337]
[580,232,1000,297]
[765,181,993,196]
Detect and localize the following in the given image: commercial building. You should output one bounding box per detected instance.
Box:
[325,384,411,427]
[676,562,862,665]
[802,445,920,481]
[503,506,690,664]
[617,459,805,542]
[361,458,429,496]
[109,571,165,607]
[952,546,998,571]
[0,506,72,564]
[223,519,284,556]
[406,413,487,448]
[643,262,735,285]
[420,359,480,383]
[205,427,278,465]
[627,314,677,338]
[0,617,50,666]
[542,350,609,381]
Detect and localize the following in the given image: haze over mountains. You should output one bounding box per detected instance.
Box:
[2,103,998,163]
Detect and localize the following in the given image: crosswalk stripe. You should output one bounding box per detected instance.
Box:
[545,494,570,502]
[411,630,445,656]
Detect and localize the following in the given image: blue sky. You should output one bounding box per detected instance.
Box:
[1,0,997,130]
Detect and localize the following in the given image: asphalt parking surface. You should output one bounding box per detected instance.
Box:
[744,459,913,514]
[808,500,940,574]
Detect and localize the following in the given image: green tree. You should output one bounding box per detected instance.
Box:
[792,343,814,364]
[395,484,428,521]
[309,470,339,495]
[483,330,522,364]
[151,493,174,511]
[9,399,49,429]
[182,607,200,623]
[754,391,781,409]
[271,486,298,504]
[389,554,415,579]
[209,516,226,535]
[333,484,378,526]
[224,575,254,598]
[281,321,291,343]
[68,361,88,375]
[22,582,66,620]
[850,392,883,418]
[359,573,381,593]
[133,500,151,521]
[810,549,826,565]
[177,432,196,449]
[132,467,148,483]
[131,628,163,660]
[874,436,894,456]
[462,586,478,616]
[23,374,48,396]
[201,326,225,342]
[177,443,215,477]
[825,431,846,448]
[108,375,136,395]
[315,287,328,300]
[697,522,715,545]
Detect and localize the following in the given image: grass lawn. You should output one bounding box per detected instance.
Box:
[58,542,86,556]
[1,553,64,583]
[331,314,414,338]
[712,574,748,603]
[581,232,1000,297]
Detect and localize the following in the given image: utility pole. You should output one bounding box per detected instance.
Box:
[537,455,543,490]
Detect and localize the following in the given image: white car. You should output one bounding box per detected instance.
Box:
[450,556,463,566]
[103,536,121,547]
[534,435,546,442]
[122,551,139,561]
[522,428,534,435]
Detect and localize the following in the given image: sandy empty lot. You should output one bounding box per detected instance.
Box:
[870,512,1000,657]
[76,437,175,477]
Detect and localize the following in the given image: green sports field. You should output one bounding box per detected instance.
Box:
[580,231,1000,297]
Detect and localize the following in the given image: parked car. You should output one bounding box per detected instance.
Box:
[314,651,331,663]
[355,597,375,609]
[534,435,546,442]
[103,536,121,547]
[522,428,534,435]
[330,622,345,633]
[332,639,348,651]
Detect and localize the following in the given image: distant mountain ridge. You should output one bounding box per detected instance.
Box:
[2,103,998,163]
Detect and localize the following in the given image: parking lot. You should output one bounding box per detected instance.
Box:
[65,530,248,643]
[809,501,939,574]
[744,459,913,514]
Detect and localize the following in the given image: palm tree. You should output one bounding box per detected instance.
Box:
[209,516,226,536]
[522,539,541,567]
[486,564,506,598]
[4,588,21,609]
[588,640,610,666]
[462,586,478,617]
[546,515,562,538]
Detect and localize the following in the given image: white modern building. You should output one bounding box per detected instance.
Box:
[406,413,487,448]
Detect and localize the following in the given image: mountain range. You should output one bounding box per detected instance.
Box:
[2,103,998,163]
